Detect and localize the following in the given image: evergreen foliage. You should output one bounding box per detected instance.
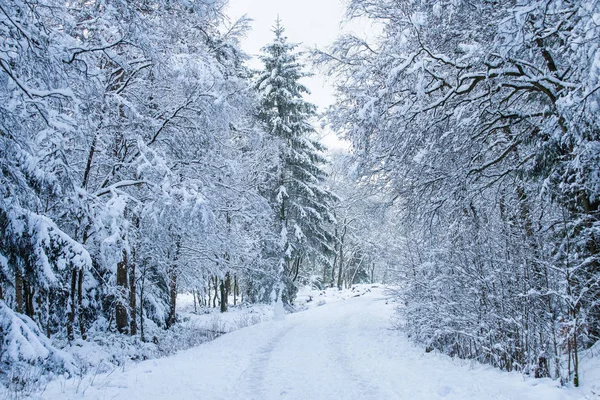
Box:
[255,19,337,303]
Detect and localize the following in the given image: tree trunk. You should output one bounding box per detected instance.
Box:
[292,257,301,282]
[167,266,177,328]
[78,268,86,340]
[116,249,129,334]
[213,276,218,308]
[349,256,363,288]
[573,327,579,387]
[139,269,146,342]
[337,239,344,289]
[337,221,347,290]
[370,262,375,284]
[220,278,227,313]
[225,272,231,301]
[337,254,343,290]
[67,268,77,341]
[129,261,137,335]
[166,240,181,329]
[207,280,211,308]
[331,225,338,287]
[233,275,238,306]
[82,133,98,190]
[15,269,23,313]
[580,192,600,343]
[193,289,197,313]
[24,280,35,318]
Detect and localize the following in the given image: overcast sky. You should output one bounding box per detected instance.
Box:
[225,0,346,111]
[224,0,375,149]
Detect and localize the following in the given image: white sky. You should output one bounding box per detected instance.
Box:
[224,0,375,150]
[225,0,346,110]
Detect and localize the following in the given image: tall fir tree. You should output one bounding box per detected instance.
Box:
[256,19,336,303]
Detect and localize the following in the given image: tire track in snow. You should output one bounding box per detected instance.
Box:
[328,299,404,400]
[238,323,296,399]
[328,306,389,400]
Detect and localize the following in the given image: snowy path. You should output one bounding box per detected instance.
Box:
[40,289,578,400]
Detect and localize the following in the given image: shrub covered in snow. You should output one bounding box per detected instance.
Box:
[0,301,74,391]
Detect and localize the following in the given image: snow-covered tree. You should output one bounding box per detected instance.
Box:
[324,151,401,289]
[319,0,600,385]
[1,0,276,386]
[255,19,337,303]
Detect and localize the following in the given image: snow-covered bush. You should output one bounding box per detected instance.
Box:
[0,301,75,391]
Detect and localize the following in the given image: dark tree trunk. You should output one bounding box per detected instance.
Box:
[233,275,238,306]
[220,278,227,313]
[67,268,77,341]
[330,250,337,288]
[78,268,86,339]
[15,269,23,313]
[207,281,211,308]
[82,134,97,190]
[116,249,129,334]
[337,221,347,290]
[166,266,177,328]
[225,273,231,299]
[370,262,375,284]
[213,276,218,308]
[337,226,345,290]
[330,218,338,287]
[292,257,301,282]
[573,330,580,387]
[139,269,146,342]
[24,280,35,318]
[129,261,137,335]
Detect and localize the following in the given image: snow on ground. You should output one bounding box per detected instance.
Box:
[578,342,600,398]
[174,284,374,335]
[29,285,597,399]
[176,296,273,336]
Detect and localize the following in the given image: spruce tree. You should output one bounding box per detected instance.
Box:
[256,19,336,303]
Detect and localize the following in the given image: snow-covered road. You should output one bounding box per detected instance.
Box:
[40,288,578,399]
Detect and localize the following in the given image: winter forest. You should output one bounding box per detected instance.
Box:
[1,0,600,398]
